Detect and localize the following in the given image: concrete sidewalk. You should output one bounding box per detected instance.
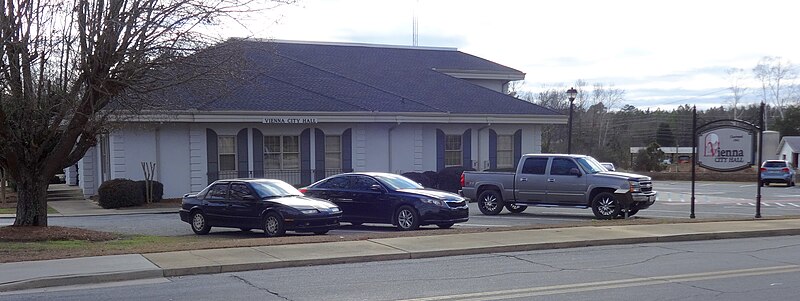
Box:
[3,218,800,293]
[0,199,177,218]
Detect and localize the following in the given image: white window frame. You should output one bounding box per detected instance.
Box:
[218,136,237,172]
[325,135,342,170]
[496,135,514,169]
[444,134,462,167]
[264,135,301,170]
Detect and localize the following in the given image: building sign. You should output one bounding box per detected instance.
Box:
[262,117,318,124]
[697,126,753,172]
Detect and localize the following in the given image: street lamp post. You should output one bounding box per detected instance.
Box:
[566,87,577,154]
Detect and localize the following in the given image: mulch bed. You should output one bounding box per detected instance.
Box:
[116,198,182,210]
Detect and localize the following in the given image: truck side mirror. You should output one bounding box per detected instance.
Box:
[569,168,582,177]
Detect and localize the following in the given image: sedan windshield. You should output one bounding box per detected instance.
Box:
[375,174,424,190]
[250,180,303,198]
[576,157,607,174]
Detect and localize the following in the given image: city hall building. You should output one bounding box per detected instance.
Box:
[65,39,566,198]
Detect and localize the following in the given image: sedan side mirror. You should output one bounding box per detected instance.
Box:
[369,184,384,193]
[569,168,582,177]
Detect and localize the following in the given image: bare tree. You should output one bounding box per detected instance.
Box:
[725,68,749,119]
[588,83,624,148]
[0,0,293,227]
[752,56,798,120]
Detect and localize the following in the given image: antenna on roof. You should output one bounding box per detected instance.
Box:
[412,0,419,46]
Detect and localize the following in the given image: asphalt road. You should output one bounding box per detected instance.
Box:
[6,235,800,300]
[1,181,798,237]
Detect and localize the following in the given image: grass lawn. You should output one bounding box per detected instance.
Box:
[0,235,202,262]
[0,206,58,214]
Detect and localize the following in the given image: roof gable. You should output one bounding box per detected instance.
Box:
[780,136,800,152]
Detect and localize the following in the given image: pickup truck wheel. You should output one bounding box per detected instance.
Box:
[592,192,621,220]
[505,204,527,213]
[478,190,504,215]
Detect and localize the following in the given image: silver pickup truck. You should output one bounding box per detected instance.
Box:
[460,154,657,219]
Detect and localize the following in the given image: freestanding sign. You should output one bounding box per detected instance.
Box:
[697,126,754,172]
[691,103,765,219]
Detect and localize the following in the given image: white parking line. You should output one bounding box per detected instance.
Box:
[790,203,800,208]
[775,203,786,207]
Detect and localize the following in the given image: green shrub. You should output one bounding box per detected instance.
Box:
[401,172,435,188]
[98,179,145,209]
[422,171,440,189]
[437,166,475,193]
[136,180,164,202]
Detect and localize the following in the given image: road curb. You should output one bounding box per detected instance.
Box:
[157,228,800,277]
[0,269,163,293]
[159,253,412,277]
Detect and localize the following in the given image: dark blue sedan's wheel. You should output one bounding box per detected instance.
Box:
[396,206,420,231]
[263,212,286,237]
[190,211,211,235]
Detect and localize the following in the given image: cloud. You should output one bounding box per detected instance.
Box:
[219,0,800,110]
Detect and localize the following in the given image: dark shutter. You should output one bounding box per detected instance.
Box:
[489,129,497,170]
[514,130,523,166]
[301,129,311,185]
[252,129,263,178]
[315,129,325,181]
[342,128,353,172]
[206,129,218,184]
[436,129,445,171]
[462,129,472,169]
[237,129,249,178]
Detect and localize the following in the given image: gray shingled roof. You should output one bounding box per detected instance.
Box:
[781,136,800,152]
[153,39,560,116]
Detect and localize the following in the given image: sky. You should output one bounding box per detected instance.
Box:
[219,0,800,111]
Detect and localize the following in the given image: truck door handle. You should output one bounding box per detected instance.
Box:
[547,179,555,182]
[519,177,527,182]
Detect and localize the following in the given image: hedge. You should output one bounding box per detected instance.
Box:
[97,179,145,209]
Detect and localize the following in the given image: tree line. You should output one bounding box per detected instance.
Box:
[518,81,800,171]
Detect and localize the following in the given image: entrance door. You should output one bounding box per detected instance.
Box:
[100,135,111,182]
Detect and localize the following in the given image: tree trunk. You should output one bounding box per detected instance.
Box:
[13,171,49,226]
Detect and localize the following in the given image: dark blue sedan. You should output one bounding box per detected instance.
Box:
[301,172,469,230]
[180,179,341,237]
